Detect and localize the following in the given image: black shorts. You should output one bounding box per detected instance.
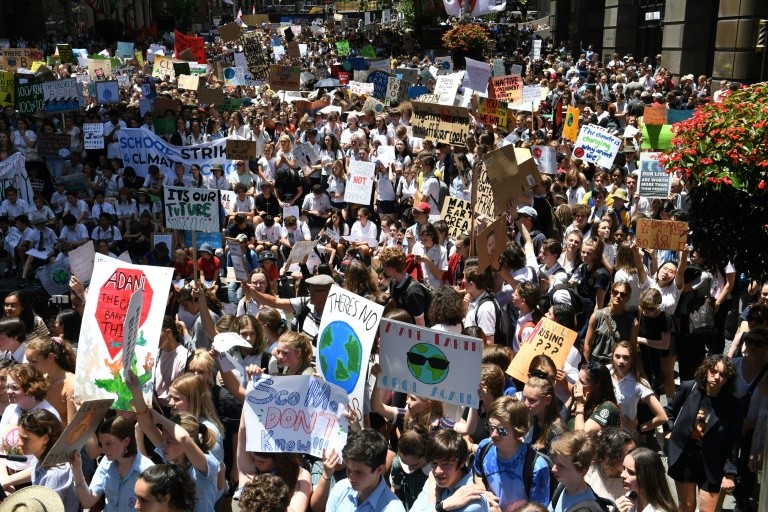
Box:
[668,440,722,492]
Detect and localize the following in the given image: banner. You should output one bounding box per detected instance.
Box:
[0,153,34,202]
[562,106,580,141]
[174,31,206,64]
[476,98,508,129]
[378,318,482,408]
[638,152,672,198]
[506,319,578,382]
[573,124,621,168]
[268,65,301,91]
[489,74,522,103]
[410,101,470,145]
[317,285,383,418]
[75,258,173,409]
[635,218,688,251]
[163,185,221,233]
[118,127,231,178]
[41,399,114,467]
[0,71,15,108]
[440,197,471,238]
[344,160,375,205]
[244,375,348,457]
[83,122,105,150]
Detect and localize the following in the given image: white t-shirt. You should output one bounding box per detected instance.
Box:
[464,291,496,337]
[411,242,447,290]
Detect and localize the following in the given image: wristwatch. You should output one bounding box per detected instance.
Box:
[435,500,446,512]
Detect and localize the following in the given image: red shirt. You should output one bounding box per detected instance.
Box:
[197,255,221,281]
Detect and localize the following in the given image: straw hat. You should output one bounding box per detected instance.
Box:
[0,486,65,512]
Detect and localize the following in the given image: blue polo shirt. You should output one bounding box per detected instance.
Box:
[410,471,490,512]
[89,453,155,512]
[326,476,406,512]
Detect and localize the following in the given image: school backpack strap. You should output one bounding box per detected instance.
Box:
[474,440,493,489]
[522,443,538,498]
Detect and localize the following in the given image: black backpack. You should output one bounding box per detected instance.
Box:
[541,282,586,328]
[550,483,616,512]
[474,293,512,347]
[475,441,554,497]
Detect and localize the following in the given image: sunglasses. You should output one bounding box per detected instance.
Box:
[486,422,508,437]
[406,351,450,370]
[530,369,550,380]
[743,335,766,347]
[611,290,629,298]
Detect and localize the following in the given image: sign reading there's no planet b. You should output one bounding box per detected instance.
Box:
[162,186,221,233]
[317,285,383,420]
[378,318,482,408]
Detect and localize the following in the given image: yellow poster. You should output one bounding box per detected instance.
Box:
[0,71,14,108]
[562,106,580,141]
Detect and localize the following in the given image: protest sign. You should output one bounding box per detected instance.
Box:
[226,139,257,160]
[492,58,505,77]
[116,41,135,58]
[362,96,384,114]
[349,81,374,96]
[531,145,557,175]
[573,124,622,168]
[227,238,249,281]
[288,240,317,265]
[638,152,672,198]
[174,31,206,64]
[476,98,508,128]
[0,153,34,202]
[433,72,463,106]
[198,85,225,106]
[477,215,508,272]
[152,55,182,79]
[218,22,241,43]
[489,74,522,103]
[336,40,350,56]
[1,48,41,70]
[88,57,113,78]
[344,160,376,205]
[0,71,14,108]
[183,231,222,250]
[83,122,105,150]
[641,125,673,151]
[440,197,472,238]
[41,399,114,467]
[268,65,301,91]
[317,285,383,418]
[472,162,495,219]
[118,127,230,178]
[68,240,96,283]
[244,375,348,457]
[242,14,269,26]
[293,142,320,167]
[122,288,144,377]
[635,218,688,251]
[163,186,221,233]
[75,258,173,409]
[463,57,491,94]
[15,79,45,115]
[95,80,120,104]
[410,101,470,145]
[177,74,199,90]
[482,145,542,216]
[152,233,173,252]
[507,318,578,382]
[59,173,89,196]
[36,133,71,157]
[177,49,196,62]
[562,106,580,141]
[240,32,270,81]
[520,85,542,110]
[643,105,668,126]
[378,318,482,408]
[41,78,79,113]
[366,69,390,101]
[57,44,74,64]
[223,67,246,87]
[219,190,237,214]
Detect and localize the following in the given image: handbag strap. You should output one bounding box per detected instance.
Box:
[602,308,619,342]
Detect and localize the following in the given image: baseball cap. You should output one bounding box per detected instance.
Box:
[412,202,431,214]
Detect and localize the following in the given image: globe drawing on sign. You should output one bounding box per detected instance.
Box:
[406,343,450,385]
[318,321,362,394]
[224,67,236,80]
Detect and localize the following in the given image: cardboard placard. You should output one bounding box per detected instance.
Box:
[477,215,507,272]
[410,101,470,145]
[440,197,472,239]
[643,105,668,126]
[1,48,42,70]
[163,186,221,233]
[218,22,241,43]
[88,57,112,78]
[226,238,249,281]
[489,74,522,103]
[562,106,580,141]
[197,85,225,106]
[36,132,71,157]
[241,14,270,26]
[638,152,672,198]
[506,318,578,382]
[477,97,508,128]
[152,55,183,79]
[378,318,482,408]
[177,74,199,90]
[635,218,688,251]
[268,65,301,91]
[225,139,257,160]
[482,145,542,216]
[122,288,144,377]
[68,240,96,283]
[41,399,115,467]
[240,31,270,81]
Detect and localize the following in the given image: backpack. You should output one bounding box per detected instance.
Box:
[550,483,616,512]
[425,173,448,211]
[541,282,586,329]
[475,441,554,498]
[406,278,433,326]
[474,293,511,347]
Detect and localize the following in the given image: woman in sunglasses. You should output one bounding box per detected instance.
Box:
[567,361,621,433]
[584,281,639,365]
[727,299,768,358]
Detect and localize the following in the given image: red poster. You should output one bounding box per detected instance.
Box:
[174,30,206,64]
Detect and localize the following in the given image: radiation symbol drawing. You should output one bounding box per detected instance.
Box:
[406,343,450,384]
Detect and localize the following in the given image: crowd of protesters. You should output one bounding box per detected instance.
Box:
[0,10,764,512]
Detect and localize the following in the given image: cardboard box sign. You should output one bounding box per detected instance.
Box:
[226,139,257,160]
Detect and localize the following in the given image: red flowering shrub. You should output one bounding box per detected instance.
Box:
[441,23,492,54]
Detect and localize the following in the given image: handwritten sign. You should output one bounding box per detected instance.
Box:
[477,97,508,128]
[562,106,580,141]
[489,74,522,103]
[635,218,688,251]
[433,72,463,106]
[440,197,472,238]
[244,375,348,457]
[227,238,249,281]
[152,55,182,79]
[336,40,350,56]
[225,139,257,160]
[240,31,270,81]
[75,258,173,410]
[57,44,74,64]
[177,74,199,90]
[218,22,241,43]
[122,288,144,377]
[174,31,206,64]
[83,122,104,150]
[68,240,96,283]
[410,101,470,145]
[317,285,383,418]
[643,105,668,126]
[15,80,45,115]
[1,48,41,70]
[95,80,119,105]
[344,160,375,205]
[41,399,114,467]
[36,133,71,157]
[507,318,578,382]
[0,71,14,108]
[573,124,622,168]
[42,78,79,113]
[638,152,672,198]
[472,162,495,220]
[477,216,507,272]
[378,318,482,408]
[163,186,221,233]
[482,145,542,216]
[531,145,557,175]
[268,65,301,91]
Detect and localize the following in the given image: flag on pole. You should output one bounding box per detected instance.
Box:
[237,7,242,19]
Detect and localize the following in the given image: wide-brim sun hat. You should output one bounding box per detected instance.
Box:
[0,486,65,512]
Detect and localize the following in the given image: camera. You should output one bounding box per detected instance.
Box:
[49,295,69,304]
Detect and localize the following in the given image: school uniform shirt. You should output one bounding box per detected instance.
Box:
[464,291,496,338]
[420,172,441,213]
[302,193,332,215]
[411,242,447,290]
[350,220,379,247]
[609,366,653,422]
[31,460,79,512]
[282,223,311,246]
[89,453,155,512]
[326,477,406,512]
[0,400,60,472]
[156,446,219,512]
[26,205,55,224]
[410,471,490,512]
[59,223,90,244]
[92,201,117,219]
[102,174,123,197]
[50,191,68,214]
[254,223,282,244]
[1,198,29,220]
[327,174,346,202]
[115,200,138,218]
[233,195,255,213]
[64,199,91,221]
[27,227,58,256]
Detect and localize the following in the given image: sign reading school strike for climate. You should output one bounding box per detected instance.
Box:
[163,186,221,233]
[573,124,622,169]
[344,160,376,205]
[635,218,689,251]
[410,101,470,145]
[244,375,349,458]
[378,318,482,408]
[638,152,672,198]
[75,257,173,410]
[507,318,578,383]
[317,285,383,419]
[440,197,472,238]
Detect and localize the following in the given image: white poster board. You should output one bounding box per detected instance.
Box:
[163,186,221,233]
[573,124,622,169]
[343,160,375,205]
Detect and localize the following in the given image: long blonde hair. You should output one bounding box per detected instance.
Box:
[171,374,225,435]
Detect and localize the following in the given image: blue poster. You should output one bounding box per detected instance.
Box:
[367,69,390,100]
